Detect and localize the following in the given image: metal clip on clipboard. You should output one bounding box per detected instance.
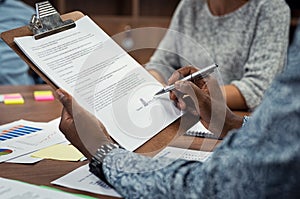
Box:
[29,1,76,40]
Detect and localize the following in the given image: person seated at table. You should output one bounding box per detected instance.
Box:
[146,0,290,111]
[0,0,35,85]
[56,20,300,198]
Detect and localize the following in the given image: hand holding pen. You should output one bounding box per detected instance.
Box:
[167,65,239,138]
[154,64,218,96]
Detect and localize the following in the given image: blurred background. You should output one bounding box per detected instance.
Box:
[2,0,300,85]
[23,0,181,64]
[21,0,300,64]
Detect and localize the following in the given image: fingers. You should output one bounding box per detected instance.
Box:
[169,89,184,101]
[181,95,199,115]
[169,66,200,107]
[168,66,207,103]
[168,70,183,85]
[175,81,203,100]
[174,81,204,113]
[168,66,198,85]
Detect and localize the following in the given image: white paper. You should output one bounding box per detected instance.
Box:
[15,16,181,151]
[0,177,83,198]
[154,146,212,162]
[52,164,121,198]
[6,153,43,164]
[0,120,67,163]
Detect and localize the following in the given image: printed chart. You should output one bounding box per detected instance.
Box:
[0,148,13,156]
[0,120,67,163]
[0,125,42,141]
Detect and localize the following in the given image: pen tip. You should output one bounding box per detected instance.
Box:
[154,89,164,97]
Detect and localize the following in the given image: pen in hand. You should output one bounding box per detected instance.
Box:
[154,64,218,96]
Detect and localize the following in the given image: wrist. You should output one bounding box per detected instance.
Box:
[223,111,243,134]
[89,143,119,186]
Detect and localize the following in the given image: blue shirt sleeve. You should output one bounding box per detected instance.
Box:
[0,0,35,85]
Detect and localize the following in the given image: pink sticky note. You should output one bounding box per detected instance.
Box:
[34,95,55,101]
[3,93,24,104]
[4,93,23,100]
[34,91,54,101]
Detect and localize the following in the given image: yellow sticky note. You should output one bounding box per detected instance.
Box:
[3,93,24,104]
[4,98,24,105]
[31,144,84,161]
[34,90,53,96]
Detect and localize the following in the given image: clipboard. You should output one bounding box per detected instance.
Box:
[0,1,84,89]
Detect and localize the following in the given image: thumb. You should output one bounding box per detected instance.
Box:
[174,81,205,114]
[168,70,182,85]
[175,81,204,100]
[56,89,73,115]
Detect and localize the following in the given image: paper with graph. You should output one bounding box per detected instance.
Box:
[0,120,67,163]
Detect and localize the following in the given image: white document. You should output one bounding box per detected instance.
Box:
[6,154,43,164]
[0,177,83,199]
[52,164,121,198]
[0,120,67,163]
[15,16,181,151]
[154,146,212,162]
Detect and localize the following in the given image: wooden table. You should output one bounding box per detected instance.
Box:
[0,85,247,198]
[0,85,62,124]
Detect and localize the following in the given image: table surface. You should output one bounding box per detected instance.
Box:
[0,84,248,198]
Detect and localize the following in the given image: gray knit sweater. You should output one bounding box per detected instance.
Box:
[146,0,290,109]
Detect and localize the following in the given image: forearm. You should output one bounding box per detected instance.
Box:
[223,84,248,110]
[148,69,166,85]
[102,148,204,198]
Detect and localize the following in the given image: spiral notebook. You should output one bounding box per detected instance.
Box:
[185,121,222,140]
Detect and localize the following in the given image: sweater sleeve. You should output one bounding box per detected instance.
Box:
[145,0,186,83]
[231,0,290,109]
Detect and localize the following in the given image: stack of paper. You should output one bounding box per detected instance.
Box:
[3,93,24,104]
[0,119,83,164]
[34,90,55,101]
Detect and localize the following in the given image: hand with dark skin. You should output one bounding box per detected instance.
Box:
[168,66,243,138]
[56,89,112,160]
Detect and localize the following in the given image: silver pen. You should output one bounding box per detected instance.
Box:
[154,64,218,96]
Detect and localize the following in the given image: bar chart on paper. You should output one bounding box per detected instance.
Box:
[0,125,42,142]
[0,120,67,163]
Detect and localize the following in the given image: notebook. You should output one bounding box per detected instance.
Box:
[184,121,222,140]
